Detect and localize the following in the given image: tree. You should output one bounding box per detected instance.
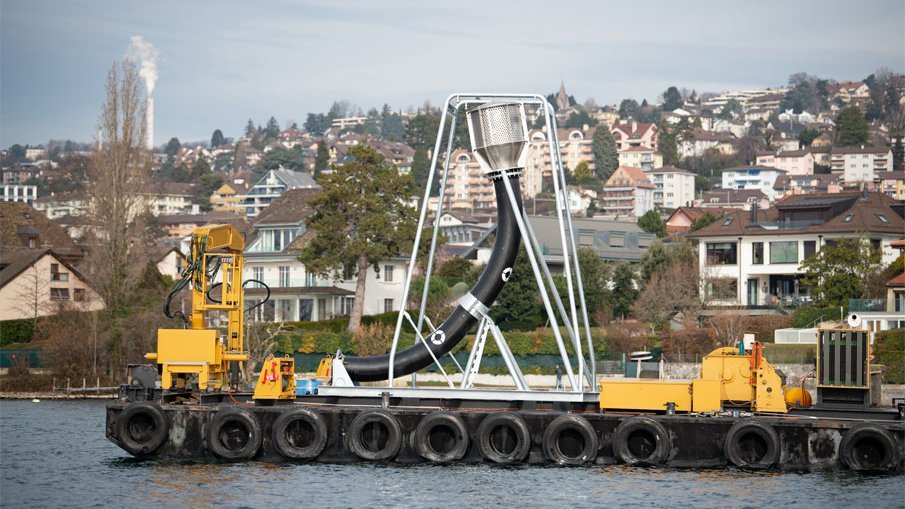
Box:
[410,146,431,191]
[800,238,882,307]
[494,250,542,330]
[592,127,618,180]
[404,111,440,151]
[797,127,821,147]
[564,110,598,128]
[835,107,869,146]
[609,263,638,319]
[658,127,679,166]
[245,119,256,137]
[304,113,331,136]
[299,145,418,332]
[555,247,612,324]
[690,211,720,231]
[381,113,404,141]
[662,86,683,111]
[313,142,330,178]
[639,240,696,284]
[637,210,666,238]
[164,137,181,158]
[259,146,306,173]
[86,59,152,315]
[633,257,701,327]
[618,99,639,119]
[572,160,594,185]
[780,74,818,113]
[264,116,280,139]
[210,129,225,148]
[718,98,742,120]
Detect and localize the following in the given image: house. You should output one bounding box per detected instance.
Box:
[700,189,771,211]
[371,140,416,174]
[465,215,654,266]
[435,212,493,246]
[154,211,250,241]
[210,180,251,215]
[772,174,842,199]
[152,246,186,281]
[721,165,787,201]
[0,249,104,320]
[665,206,735,235]
[243,168,320,218]
[0,202,84,265]
[567,186,598,215]
[525,126,597,197]
[611,120,658,151]
[830,146,893,184]
[147,182,196,216]
[33,192,90,219]
[678,129,735,158]
[600,167,655,218]
[645,166,695,209]
[874,171,905,200]
[857,238,905,332]
[243,188,408,322]
[428,149,497,213]
[2,185,37,205]
[827,81,871,106]
[755,150,815,176]
[686,192,904,308]
[617,146,662,171]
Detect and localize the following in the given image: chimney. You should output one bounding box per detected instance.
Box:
[750,201,758,225]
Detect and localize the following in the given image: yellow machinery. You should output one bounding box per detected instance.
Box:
[252,354,296,400]
[146,224,249,392]
[599,341,787,414]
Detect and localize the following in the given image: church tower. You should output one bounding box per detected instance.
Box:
[556,80,570,111]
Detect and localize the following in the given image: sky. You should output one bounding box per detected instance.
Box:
[2,0,904,148]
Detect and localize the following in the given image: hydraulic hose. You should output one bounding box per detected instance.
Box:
[342,174,523,382]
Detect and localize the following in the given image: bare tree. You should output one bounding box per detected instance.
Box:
[244,321,286,383]
[13,265,48,327]
[633,259,702,328]
[86,60,152,314]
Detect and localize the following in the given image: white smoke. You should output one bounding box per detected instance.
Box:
[126,36,159,96]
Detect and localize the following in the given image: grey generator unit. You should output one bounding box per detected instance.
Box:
[816,328,870,409]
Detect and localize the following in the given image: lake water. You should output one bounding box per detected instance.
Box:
[1,400,902,509]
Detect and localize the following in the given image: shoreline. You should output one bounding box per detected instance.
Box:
[0,392,117,400]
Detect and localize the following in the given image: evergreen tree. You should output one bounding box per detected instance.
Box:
[609,263,638,319]
[657,125,679,166]
[662,86,683,111]
[164,137,181,158]
[298,145,417,332]
[313,143,330,178]
[592,127,618,180]
[493,250,542,331]
[245,119,256,137]
[410,147,431,191]
[835,107,869,146]
[637,210,666,238]
[265,116,280,139]
[210,129,225,148]
[618,99,639,119]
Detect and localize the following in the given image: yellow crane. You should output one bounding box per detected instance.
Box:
[145,224,294,399]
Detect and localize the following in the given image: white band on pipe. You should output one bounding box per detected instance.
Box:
[459,292,489,320]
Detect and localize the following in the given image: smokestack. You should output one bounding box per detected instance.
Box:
[126,36,159,150]
[146,97,154,150]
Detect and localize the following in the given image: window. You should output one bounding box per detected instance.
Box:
[277,299,292,321]
[384,265,394,283]
[384,298,395,313]
[74,288,85,302]
[803,240,816,260]
[770,241,798,264]
[722,217,733,226]
[50,288,70,300]
[843,214,854,222]
[298,299,313,321]
[706,279,738,300]
[706,242,737,265]
[252,267,264,287]
[875,213,889,223]
[752,242,764,265]
[278,266,290,287]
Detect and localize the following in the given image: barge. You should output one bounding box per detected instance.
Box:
[106,95,904,471]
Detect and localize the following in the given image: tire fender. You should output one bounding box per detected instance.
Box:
[413,411,470,463]
[542,414,599,465]
[116,402,169,456]
[205,408,262,460]
[346,409,402,461]
[476,412,531,465]
[272,407,328,461]
[612,416,670,466]
[723,420,780,469]
[839,424,900,472]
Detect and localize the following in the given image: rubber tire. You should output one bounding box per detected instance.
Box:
[116,402,168,456]
[839,424,900,472]
[346,410,402,461]
[272,408,328,461]
[476,412,531,465]
[724,420,780,469]
[612,416,670,466]
[205,408,262,460]
[413,411,469,463]
[542,414,599,465]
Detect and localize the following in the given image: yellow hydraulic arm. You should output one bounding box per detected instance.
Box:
[147,224,250,392]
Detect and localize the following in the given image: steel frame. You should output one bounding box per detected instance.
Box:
[385,93,596,393]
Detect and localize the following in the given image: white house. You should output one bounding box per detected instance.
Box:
[645,166,695,209]
[243,188,407,322]
[721,165,787,201]
[243,168,320,218]
[2,185,37,205]
[830,146,893,184]
[686,192,903,308]
[756,150,815,176]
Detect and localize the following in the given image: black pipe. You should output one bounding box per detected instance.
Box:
[343,174,523,382]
